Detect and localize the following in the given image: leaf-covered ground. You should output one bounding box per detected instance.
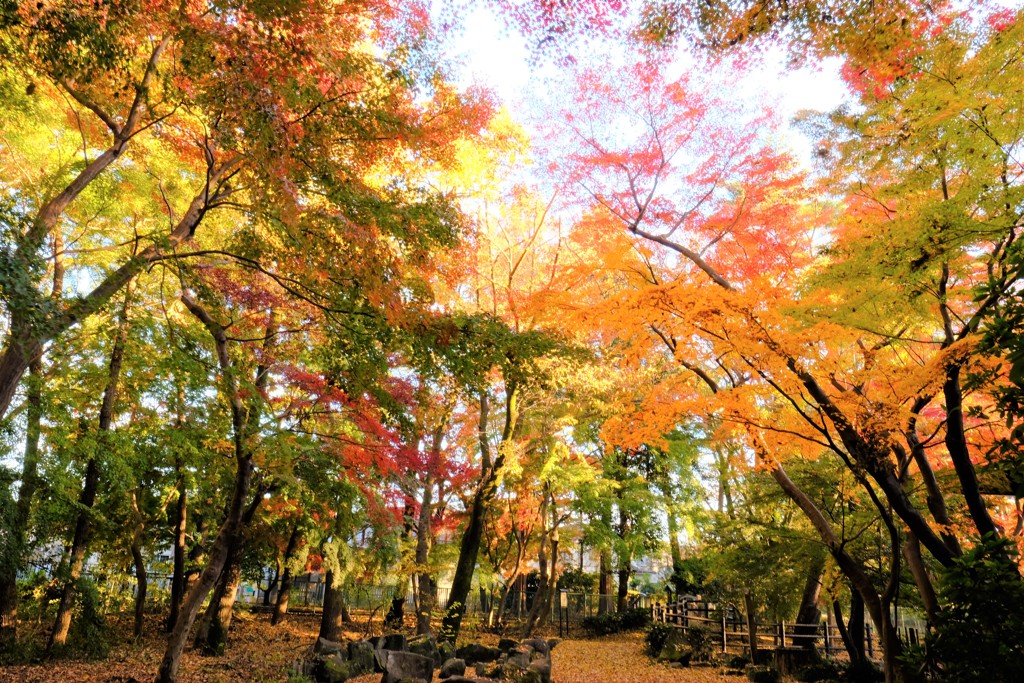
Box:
[0,613,738,683]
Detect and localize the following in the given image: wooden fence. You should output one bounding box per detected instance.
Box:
[652,599,923,660]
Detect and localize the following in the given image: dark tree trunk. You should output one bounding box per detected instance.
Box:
[744,590,760,664]
[0,359,42,650]
[414,477,435,636]
[319,570,345,641]
[196,483,265,655]
[272,526,302,626]
[440,387,518,644]
[166,478,187,633]
[50,302,128,649]
[793,556,824,650]
[130,490,148,639]
[155,295,262,683]
[522,489,550,637]
[598,549,613,615]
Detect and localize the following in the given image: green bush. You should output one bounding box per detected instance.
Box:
[645,622,673,655]
[745,664,781,683]
[581,607,651,635]
[557,568,597,593]
[929,535,1024,683]
[795,658,843,682]
[64,577,111,660]
[685,625,715,662]
[725,654,751,670]
[843,660,883,683]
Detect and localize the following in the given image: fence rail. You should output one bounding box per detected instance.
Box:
[652,599,923,660]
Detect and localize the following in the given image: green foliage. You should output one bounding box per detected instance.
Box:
[684,625,714,663]
[929,535,1024,683]
[556,567,596,593]
[745,664,781,683]
[63,577,111,660]
[580,607,651,635]
[645,622,672,655]
[794,659,844,682]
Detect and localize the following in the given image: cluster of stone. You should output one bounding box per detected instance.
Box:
[444,637,556,683]
[294,633,556,683]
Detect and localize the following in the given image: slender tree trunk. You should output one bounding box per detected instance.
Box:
[616,563,631,613]
[50,299,129,649]
[166,476,187,633]
[155,295,259,683]
[522,489,550,637]
[943,367,1000,538]
[130,490,148,639]
[440,387,518,643]
[272,526,302,626]
[598,549,613,615]
[666,510,683,573]
[902,532,938,626]
[744,590,759,664]
[184,516,207,594]
[0,360,43,650]
[414,478,435,636]
[196,491,263,656]
[793,555,825,650]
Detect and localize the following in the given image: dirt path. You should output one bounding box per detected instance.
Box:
[551,634,739,683]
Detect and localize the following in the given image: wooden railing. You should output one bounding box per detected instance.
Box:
[651,599,921,660]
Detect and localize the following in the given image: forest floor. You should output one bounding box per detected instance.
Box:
[0,610,741,683]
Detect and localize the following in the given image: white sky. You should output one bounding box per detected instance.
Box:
[439,6,852,167]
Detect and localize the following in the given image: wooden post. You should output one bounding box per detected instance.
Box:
[780,621,786,648]
[824,621,830,655]
[866,623,874,659]
[722,611,728,652]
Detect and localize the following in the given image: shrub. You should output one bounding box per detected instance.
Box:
[645,622,673,655]
[724,654,751,671]
[64,577,111,660]
[929,535,1024,683]
[581,607,651,635]
[745,664,781,683]
[843,660,883,683]
[685,625,715,662]
[795,658,844,682]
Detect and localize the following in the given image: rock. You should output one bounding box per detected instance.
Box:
[438,640,456,664]
[457,643,502,664]
[498,638,519,653]
[347,639,376,676]
[318,654,351,683]
[439,658,467,679]
[475,661,502,679]
[381,650,435,683]
[528,658,551,683]
[507,648,531,669]
[521,639,549,657]
[315,637,348,657]
[546,639,559,652]
[408,634,441,665]
[380,633,409,653]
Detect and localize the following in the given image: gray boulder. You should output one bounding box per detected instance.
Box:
[381,650,435,683]
[348,639,376,675]
[528,658,551,683]
[439,658,467,679]
[457,643,502,663]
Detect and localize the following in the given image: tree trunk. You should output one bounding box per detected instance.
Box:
[155,454,253,683]
[744,590,759,664]
[130,490,148,639]
[0,360,42,650]
[319,569,345,641]
[598,549,613,615]
[166,478,187,633]
[440,387,518,643]
[522,489,550,637]
[902,532,938,627]
[272,526,302,626]
[616,563,631,613]
[155,295,259,683]
[666,510,683,572]
[793,555,824,650]
[414,478,435,636]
